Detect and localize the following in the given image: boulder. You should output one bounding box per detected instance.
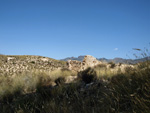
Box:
[67,55,101,72]
[7,57,15,61]
[81,55,101,70]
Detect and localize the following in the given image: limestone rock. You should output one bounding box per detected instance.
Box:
[67,60,82,72]
[7,57,15,61]
[65,76,77,83]
[40,58,49,62]
[81,55,101,70]
[67,55,101,72]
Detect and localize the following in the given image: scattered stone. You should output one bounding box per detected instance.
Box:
[67,55,102,72]
[7,57,15,61]
[65,76,77,83]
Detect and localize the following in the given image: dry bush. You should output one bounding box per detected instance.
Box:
[78,67,97,84]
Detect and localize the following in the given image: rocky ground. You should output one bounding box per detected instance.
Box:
[0,55,67,76]
[0,54,134,76]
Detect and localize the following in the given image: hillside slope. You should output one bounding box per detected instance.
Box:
[0,55,67,76]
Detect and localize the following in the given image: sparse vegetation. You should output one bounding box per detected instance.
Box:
[0,51,150,113]
[0,55,68,76]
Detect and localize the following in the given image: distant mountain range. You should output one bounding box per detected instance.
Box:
[61,56,85,62]
[60,55,150,64]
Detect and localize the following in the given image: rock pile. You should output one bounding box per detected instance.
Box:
[67,55,101,72]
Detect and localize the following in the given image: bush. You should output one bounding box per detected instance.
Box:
[79,67,97,84]
[108,61,116,68]
[55,77,66,86]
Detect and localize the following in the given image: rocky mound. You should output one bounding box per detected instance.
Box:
[67,55,134,73]
[67,55,102,72]
[0,55,67,76]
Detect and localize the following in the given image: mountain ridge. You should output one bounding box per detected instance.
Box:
[61,55,150,64]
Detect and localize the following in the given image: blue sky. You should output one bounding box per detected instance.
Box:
[0,0,150,59]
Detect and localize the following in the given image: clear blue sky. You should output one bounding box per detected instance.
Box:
[0,0,150,59]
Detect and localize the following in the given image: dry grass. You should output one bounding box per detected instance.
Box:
[0,61,150,113]
[0,49,150,113]
[0,69,75,101]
